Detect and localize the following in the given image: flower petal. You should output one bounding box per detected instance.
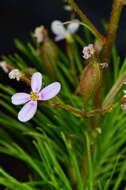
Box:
[39,82,61,101]
[11,93,30,105]
[55,35,65,42]
[31,72,42,92]
[67,21,79,34]
[51,20,66,36]
[18,101,37,122]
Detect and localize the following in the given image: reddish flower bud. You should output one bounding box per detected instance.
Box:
[80,62,102,102]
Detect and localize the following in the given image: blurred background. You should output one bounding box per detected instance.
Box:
[0,0,126,187]
[0,0,126,56]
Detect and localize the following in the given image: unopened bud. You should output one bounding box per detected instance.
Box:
[0,61,9,73]
[39,39,58,80]
[80,62,101,102]
[34,26,44,44]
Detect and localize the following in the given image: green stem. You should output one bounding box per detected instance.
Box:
[66,0,104,42]
[102,0,124,62]
[66,39,78,86]
[51,99,116,117]
[102,71,126,108]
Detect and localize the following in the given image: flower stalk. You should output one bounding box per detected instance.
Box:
[51,98,116,118]
[66,0,104,42]
[66,40,79,86]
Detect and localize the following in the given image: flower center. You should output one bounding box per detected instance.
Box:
[30,92,39,101]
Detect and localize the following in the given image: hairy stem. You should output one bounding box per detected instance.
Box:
[66,0,104,42]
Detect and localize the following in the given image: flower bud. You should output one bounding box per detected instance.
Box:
[39,39,57,80]
[80,62,102,102]
[34,26,44,44]
[37,27,58,80]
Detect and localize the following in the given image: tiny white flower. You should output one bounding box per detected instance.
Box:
[0,61,9,73]
[82,44,95,60]
[51,20,79,41]
[34,26,44,44]
[9,69,22,81]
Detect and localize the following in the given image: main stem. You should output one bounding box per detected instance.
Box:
[102,0,123,62]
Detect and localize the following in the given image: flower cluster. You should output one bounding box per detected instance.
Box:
[11,72,61,122]
[82,44,95,60]
[9,69,22,81]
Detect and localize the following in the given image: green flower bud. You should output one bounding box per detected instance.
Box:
[37,27,58,80]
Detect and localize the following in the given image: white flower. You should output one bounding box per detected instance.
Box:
[11,72,61,122]
[34,26,44,43]
[0,61,9,73]
[51,20,79,41]
[82,44,95,60]
[9,69,22,81]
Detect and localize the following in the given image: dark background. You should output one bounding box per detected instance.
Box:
[0,0,126,188]
[0,0,126,56]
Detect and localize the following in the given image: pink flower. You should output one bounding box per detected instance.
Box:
[11,72,61,122]
[82,44,95,60]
